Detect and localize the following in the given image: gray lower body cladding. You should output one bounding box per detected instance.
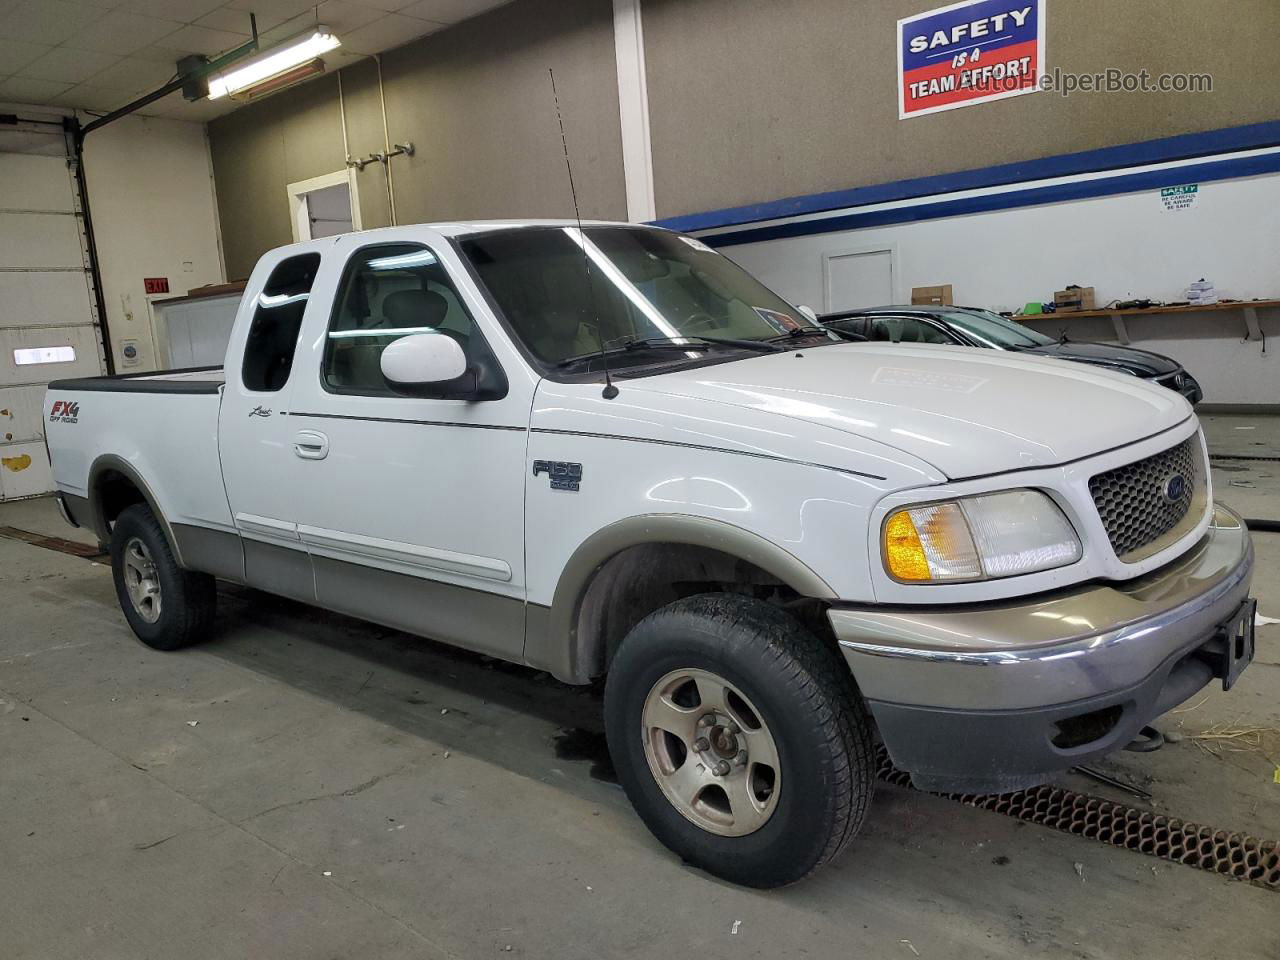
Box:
[831,505,1254,793]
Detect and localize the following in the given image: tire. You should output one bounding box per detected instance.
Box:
[109,503,216,651]
[604,593,874,887]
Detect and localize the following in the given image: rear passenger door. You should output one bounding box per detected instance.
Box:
[219,250,323,599]
[283,236,533,660]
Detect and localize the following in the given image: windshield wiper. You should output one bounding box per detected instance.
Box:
[556,335,781,369]
[627,335,783,353]
[764,326,834,343]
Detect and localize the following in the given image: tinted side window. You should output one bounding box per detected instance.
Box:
[241,253,321,393]
[825,317,868,339]
[868,317,956,345]
[323,243,484,394]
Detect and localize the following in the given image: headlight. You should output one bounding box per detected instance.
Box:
[883,489,1081,583]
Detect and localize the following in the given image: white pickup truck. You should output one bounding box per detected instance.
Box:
[45,221,1255,887]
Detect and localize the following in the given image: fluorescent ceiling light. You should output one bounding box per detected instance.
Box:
[208,27,340,99]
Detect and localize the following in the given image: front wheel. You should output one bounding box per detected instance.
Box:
[109,503,216,650]
[604,594,874,887]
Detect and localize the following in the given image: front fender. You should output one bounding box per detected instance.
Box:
[528,513,838,683]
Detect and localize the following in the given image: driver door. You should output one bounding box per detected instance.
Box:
[281,233,533,660]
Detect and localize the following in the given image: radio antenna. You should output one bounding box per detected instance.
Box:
[550,67,618,400]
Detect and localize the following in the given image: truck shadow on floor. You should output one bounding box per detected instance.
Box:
[206,582,623,797]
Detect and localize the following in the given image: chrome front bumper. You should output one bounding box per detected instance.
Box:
[829,504,1254,792]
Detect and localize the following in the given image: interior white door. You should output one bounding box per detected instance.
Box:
[304,183,353,239]
[0,150,103,500]
[824,248,894,312]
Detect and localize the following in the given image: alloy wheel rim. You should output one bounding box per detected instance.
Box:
[640,667,782,837]
[122,538,162,624]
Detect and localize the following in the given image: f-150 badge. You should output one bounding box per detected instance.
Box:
[532,460,582,492]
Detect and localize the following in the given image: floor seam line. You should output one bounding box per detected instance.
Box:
[1,687,463,960]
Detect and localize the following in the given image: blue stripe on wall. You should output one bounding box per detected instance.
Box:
[698,150,1280,249]
[653,119,1280,235]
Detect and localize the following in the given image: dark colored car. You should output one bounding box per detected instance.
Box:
[821,305,1203,405]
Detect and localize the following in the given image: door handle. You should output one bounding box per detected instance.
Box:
[293,430,329,460]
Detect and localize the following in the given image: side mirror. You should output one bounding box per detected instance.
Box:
[380,333,467,391]
[798,305,819,323]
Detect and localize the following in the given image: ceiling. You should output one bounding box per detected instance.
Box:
[0,0,511,122]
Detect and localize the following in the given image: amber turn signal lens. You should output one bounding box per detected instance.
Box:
[884,510,932,581]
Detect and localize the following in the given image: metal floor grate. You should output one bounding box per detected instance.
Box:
[0,525,105,558]
[876,748,1280,891]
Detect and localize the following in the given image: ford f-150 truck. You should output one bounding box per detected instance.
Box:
[44,221,1255,888]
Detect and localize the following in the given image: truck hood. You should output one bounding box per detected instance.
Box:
[630,343,1191,479]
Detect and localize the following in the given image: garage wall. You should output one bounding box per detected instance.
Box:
[206,75,346,280]
[722,162,1280,405]
[209,0,626,280]
[84,115,227,372]
[640,0,1280,219]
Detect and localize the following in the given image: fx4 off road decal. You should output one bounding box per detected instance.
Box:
[49,401,80,424]
[533,460,583,492]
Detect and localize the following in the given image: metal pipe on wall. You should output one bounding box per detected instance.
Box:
[375,54,397,226]
[337,71,352,164]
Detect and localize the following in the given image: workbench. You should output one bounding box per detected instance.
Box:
[1017,298,1280,344]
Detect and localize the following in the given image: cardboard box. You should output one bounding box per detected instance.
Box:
[1054,286,1096,311]
[911,284,953,306]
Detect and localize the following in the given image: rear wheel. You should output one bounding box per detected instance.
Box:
[604,594,874,887]
[109,504,215,650]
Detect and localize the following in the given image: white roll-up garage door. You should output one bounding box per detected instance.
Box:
[0,125,106,501]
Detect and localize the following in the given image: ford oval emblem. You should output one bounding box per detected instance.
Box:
[1163,474,1187,502]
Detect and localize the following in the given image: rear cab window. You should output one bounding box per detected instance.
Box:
[241,253,321,393]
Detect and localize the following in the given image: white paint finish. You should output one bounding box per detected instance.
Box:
[44,385,235,535]
[379,332,466,385]
[612,0,655,222]
[0,273,92,330]
[824,247,894,311]
[217,250,317,558]
[722,169,1280,404]
[527,379,902,605]
[273,227,535,598]
[82,115,226,373]
[44,220,1220,628]
[625,342,1188,480]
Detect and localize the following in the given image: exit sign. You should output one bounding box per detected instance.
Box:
[144,277,170,294]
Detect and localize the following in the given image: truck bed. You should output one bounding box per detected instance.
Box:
[48,366,226,395]
[44,365,235,546]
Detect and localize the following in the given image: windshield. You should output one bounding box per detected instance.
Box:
[458,226,823,372]
[942,309,1054,348]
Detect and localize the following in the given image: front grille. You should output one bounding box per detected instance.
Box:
[1089,436,1203,560]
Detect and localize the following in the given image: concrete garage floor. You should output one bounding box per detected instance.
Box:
[1202,411,1280,525]
[3,461,1279,958]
